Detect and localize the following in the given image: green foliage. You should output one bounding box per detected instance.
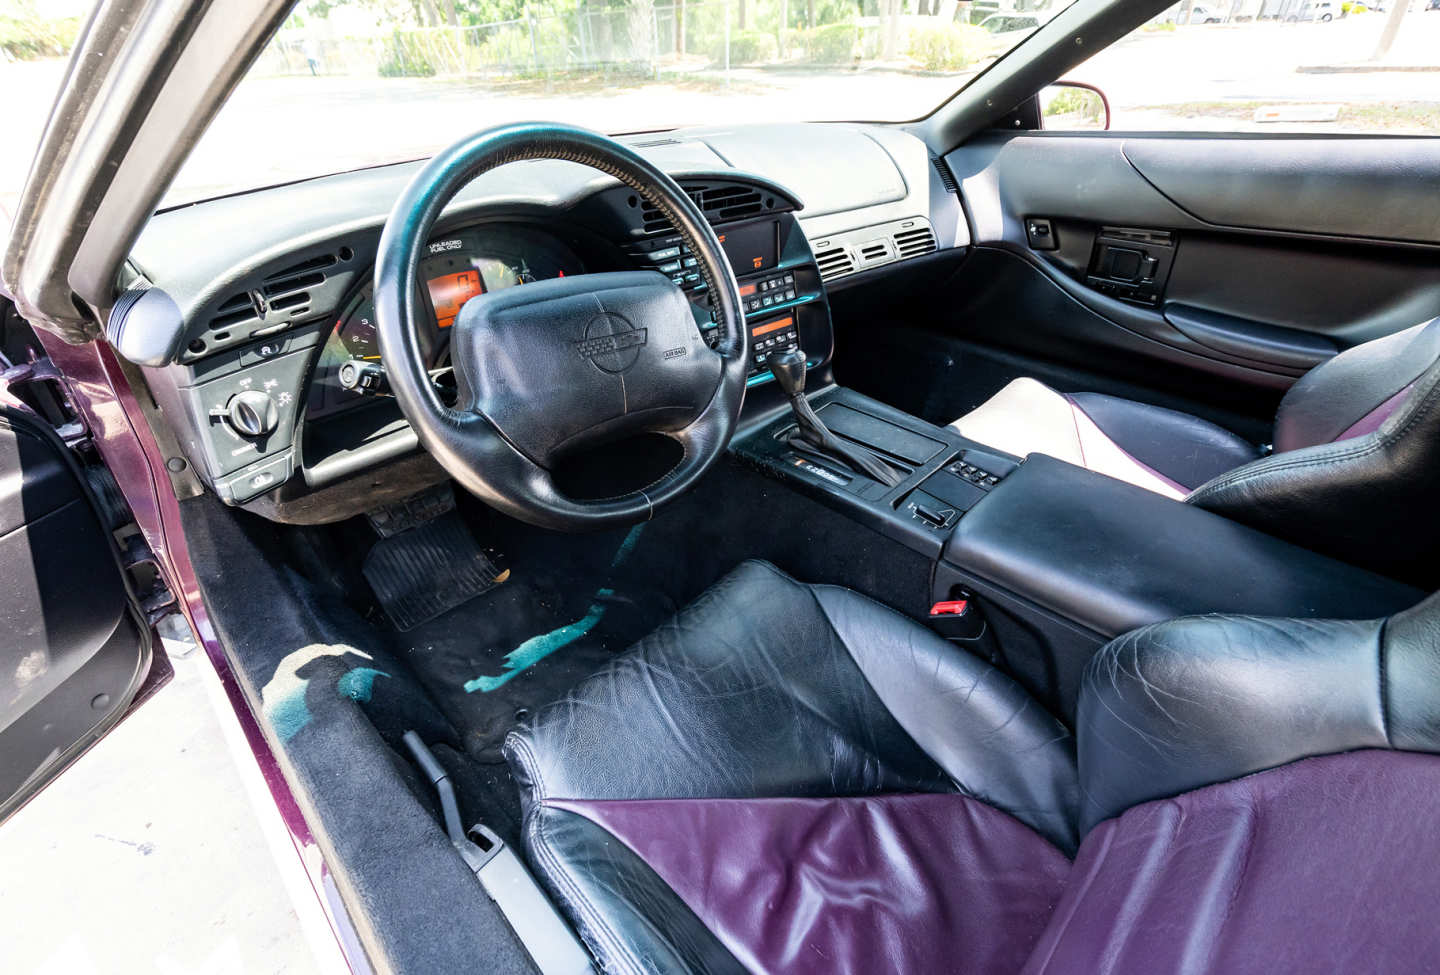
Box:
[798,22,856,64]
[906,22,987,71]
[484,24,535,67]
[710,29,777,65]
[0,1,80,61]
[377,30,438,76]
[1045,86,1102,119]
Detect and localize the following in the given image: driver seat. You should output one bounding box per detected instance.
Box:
[505,560,1440,974]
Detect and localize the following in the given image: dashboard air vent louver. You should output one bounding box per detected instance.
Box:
[640,184,766,234]
[263,253,336,298]
[209,291,260,330]
[893,226,937,259]
[814,246,855,282]
[807,216,937,283]
[270,292,310,311]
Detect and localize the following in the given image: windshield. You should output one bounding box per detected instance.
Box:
[164,0,1066,205]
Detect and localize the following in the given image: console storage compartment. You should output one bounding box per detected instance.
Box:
[936,454,1424,719]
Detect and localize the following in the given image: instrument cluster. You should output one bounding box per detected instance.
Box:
[307,225,583,418]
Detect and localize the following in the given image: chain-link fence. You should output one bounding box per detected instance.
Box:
[258,3,744,80]
[252,3,956,81]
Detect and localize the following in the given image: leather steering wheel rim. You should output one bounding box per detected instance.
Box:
[373,123,748,531]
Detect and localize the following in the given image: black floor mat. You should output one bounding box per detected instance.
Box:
[362,510,505,631]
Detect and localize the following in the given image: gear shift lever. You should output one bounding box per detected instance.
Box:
[769,346,809,398]
[769,347,902,487]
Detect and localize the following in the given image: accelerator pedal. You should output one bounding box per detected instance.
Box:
[363,486,507,631]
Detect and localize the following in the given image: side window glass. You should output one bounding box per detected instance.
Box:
[1067,3,1440,134]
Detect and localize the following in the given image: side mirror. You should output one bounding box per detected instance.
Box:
[1039,82,1110,131]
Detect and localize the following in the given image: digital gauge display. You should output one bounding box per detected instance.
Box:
[427,269,484,329]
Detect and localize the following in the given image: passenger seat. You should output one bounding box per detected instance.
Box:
[947,317,1440,584]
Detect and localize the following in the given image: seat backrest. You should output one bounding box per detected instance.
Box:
[1272,318,1440,453]
[1188,317,1440,587]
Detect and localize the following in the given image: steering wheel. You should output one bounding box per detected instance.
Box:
[373,123,749,531]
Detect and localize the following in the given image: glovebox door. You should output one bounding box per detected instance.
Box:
[0,404,150,824]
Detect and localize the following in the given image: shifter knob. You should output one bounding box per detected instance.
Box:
[768,346,807,397]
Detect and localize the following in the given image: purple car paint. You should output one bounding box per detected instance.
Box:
[37,333,372,974]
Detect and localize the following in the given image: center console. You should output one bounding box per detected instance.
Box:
[732,384,1021,559]
[731,383,1424,720]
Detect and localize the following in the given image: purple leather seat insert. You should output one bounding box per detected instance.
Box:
[549,793,1070,974]
[1025,749,1440,975]
[551,751,1440,974]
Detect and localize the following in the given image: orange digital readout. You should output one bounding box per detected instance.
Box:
[738,282,758,298]
[751,316,794,338]
[427,270,484,328]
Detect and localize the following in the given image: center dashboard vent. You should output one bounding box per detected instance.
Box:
[640,184,767,234]
[808,217,938,283]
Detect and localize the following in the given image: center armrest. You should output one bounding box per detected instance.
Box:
[943,454,1421,639]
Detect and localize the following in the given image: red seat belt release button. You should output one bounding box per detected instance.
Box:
[929,599,969,617]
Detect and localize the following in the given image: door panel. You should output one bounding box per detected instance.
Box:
[941,132,1440,409]
[0,406,150,822]
[1122,139,1440,245]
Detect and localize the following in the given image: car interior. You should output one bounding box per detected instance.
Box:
[4,0,1440,970]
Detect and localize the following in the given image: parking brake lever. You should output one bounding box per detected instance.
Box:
[768,347,902,487]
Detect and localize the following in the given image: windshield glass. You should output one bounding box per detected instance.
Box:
[165,0,1066,205]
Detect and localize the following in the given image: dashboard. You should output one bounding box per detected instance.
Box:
[123,122,965,520]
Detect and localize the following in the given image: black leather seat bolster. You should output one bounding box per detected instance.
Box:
[1273,317,1440,452]
[513,800,748,975]
[1189,361,1440,588]
[812,585,1079,852]
[1076,589,1440,833]
[506,561,956,807]
[507,559,1080,848]
[1380,591,1440,752]
[1067,392,1259,490]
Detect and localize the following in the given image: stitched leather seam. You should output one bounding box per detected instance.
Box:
[1377,617,1392,747]
[810,580,982,796]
